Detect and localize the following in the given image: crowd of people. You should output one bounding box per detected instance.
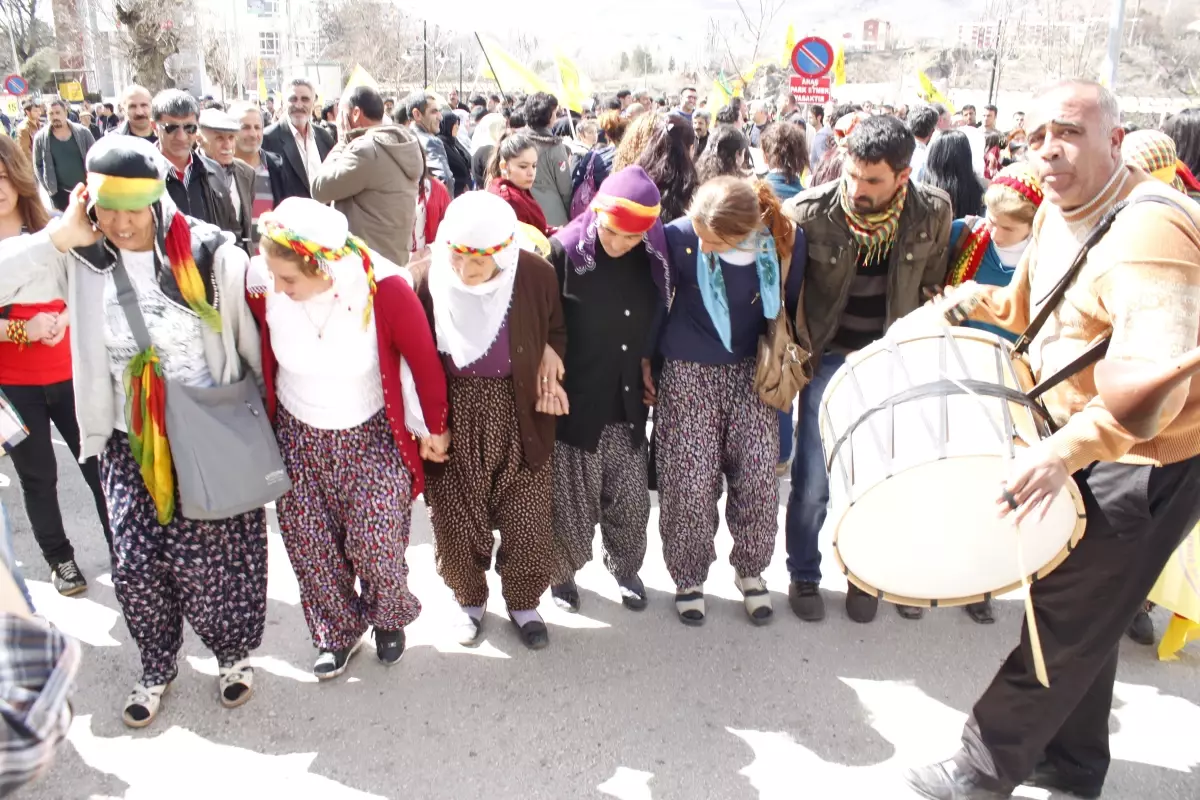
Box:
[0,72,1197,799]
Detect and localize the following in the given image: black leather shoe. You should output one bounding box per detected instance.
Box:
[1127,603,1155,645]
[509,614,550,650]
[897,604,926,620]
[617,575,648,611]
[551,579,581,613]
[1023,760,1103,799]
[965,599,995,624]
[904,761,1010,799]
[845,584,879,623]
[789,580,826,621]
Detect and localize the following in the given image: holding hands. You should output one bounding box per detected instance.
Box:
[535,344,569,416]
[420,431,451,463]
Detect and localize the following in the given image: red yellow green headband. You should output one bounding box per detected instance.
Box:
[449,234,514,257]
[593,195,660,235]
[258,218,377,329]
[86,173,166,211]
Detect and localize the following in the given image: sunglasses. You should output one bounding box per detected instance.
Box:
[160,123,198,135]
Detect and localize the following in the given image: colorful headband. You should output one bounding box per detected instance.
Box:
[86,173,165,211]
[991,172,1044,208]
[258,218,377,329]
[448,234,514,257]
[593,194,661,235]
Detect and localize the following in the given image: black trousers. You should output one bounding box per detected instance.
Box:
[961,456,1200,792]
[51,189,71,212]
[3,380,112,565]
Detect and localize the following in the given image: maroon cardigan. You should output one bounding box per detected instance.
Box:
[246,271,449,498]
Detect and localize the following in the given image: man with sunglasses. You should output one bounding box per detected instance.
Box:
[151,90,239,237]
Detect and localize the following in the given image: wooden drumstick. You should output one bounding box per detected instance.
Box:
[1095,346,1200,439]
[1015,521,1051,688]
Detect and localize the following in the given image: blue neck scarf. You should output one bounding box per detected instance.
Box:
[696,229,782,352]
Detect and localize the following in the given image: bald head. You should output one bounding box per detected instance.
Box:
[1025,79,1124,211]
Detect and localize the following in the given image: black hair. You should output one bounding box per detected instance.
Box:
[489,94,501,104]
[922,129,982,219]
[525,92,558,129]
[616,89,632,100]
[681,86,697,95]
[696,125,751,183]
[346,86,384,122]
[603,95,622,111]
[486,132,537,184]
[392,105,408,126]
[507,109,526,130]
[984,104,998,114]
[715,98,744,126]
[403,90,431,119]
[103,102,115,113]
[1162,108,1200,179]
[845,114,915,174]
[984,130,1005,150]
[471,106,487,124]
[931,103,947,118]
[761,122,808,182]
[810,105,825,125]
[908,104,940,140]
[321,100,338,121]
[469,94,486,108]
[636,112,698,222]
[438,111,460,139]
[961,104,976,113]
[812,145,844,186]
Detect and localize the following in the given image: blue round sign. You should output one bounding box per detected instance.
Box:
[4,75,27,96]
[791,37,833,79]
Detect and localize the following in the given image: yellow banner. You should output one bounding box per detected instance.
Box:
[257,59,268,102]
[917,71,955,113]
[478,36,552,95]
[554,48,588,114]
[833,41,846,87]
[58,81,84,102]
[781,23,796,68]
[343,64,379,93]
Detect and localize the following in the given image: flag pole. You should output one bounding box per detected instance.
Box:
[474,33,506,99]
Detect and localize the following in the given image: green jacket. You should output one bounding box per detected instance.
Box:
[783,179,953,356]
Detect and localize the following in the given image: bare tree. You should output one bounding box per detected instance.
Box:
[110,0,194,91]
[732,0,785,66]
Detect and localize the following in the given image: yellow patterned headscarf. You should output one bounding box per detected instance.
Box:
[1123,129,1187,193]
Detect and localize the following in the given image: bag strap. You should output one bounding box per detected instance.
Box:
[110,258,154,353]
[1013,194,1193,355]
[1026,337,1110,402]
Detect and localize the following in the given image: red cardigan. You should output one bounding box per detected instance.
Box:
[247,271,449,498]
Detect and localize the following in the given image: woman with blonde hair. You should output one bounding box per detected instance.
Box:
[246,197,449,678]
[613,114,661,172]
[0,134,111,597]
[654,176,808,626]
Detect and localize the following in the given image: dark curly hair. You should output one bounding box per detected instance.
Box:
[695,125,751,183]
[636,112,698,222]
[1162,108,1200,179]
[524,92,558,129]
[761,122,809,183]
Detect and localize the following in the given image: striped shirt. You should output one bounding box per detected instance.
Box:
[831,246,891,354]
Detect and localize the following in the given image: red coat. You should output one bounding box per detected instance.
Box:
[246,270,449,498]
[422,177,451,245]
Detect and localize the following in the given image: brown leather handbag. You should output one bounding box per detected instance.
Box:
[753,226,813,411]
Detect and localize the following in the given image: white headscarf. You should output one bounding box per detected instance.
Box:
[427,192,522,369]
[470,113,507,155]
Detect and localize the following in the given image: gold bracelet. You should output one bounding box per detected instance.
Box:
[5,319,29,348]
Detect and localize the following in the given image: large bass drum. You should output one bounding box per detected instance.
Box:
[819,327,1086,607]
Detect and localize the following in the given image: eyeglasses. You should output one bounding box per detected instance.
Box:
[160,123,198,135]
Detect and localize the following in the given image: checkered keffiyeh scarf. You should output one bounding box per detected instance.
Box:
[839,180,908,264]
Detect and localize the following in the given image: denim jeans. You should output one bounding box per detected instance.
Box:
[784,352,845,583]
[777,407,794,464]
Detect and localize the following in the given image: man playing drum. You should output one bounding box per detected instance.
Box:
[905,80,1200,799]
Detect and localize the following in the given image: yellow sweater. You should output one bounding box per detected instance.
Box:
[972,165,1200,474]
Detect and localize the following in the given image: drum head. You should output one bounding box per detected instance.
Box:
[831,455,1086,607]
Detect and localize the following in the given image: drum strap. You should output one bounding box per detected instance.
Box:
[1013,194,1197,409]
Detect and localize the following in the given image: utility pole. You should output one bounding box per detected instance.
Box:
[1100,0,1127,90]
[423,21,428,90]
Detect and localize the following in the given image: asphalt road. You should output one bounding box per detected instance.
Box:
[3,440,1198,800]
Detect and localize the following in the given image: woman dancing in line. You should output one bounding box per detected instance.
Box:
[412,191,568,650]
[654,176,807,626]
[247,197,448,678]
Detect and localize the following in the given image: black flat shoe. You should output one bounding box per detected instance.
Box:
[1127,603,1155,645]
[373,627,405,666]
[617,575,648,611]
[1022,759,1103,799]
[551,579,581,613]
[509,613,550,650]
[897,604,926,620]
[965,599,995,624]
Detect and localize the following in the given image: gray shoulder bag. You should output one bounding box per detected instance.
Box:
[111,259,291,520]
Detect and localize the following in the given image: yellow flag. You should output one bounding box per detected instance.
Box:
[257,59,268,102]
[343,64,380,93]
[58,81,84,102]
[918,71,956,113]
[479,36,553,94]
[554,48,588,114]
[781,23,796,68]
[833,41,846,87]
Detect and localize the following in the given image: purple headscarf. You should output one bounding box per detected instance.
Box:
[553,165,671,303]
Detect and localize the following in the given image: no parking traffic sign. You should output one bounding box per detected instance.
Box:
[791,37,833,80]
[3,75,27,96]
